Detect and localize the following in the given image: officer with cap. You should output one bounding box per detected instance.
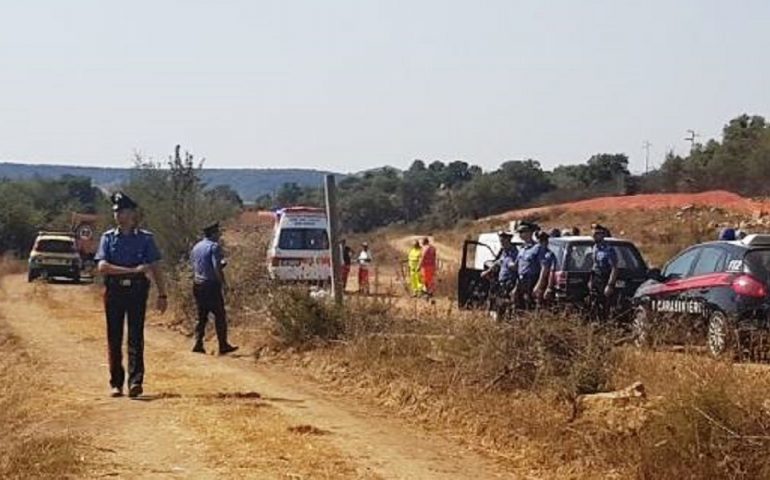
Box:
[95,192,168,398]
[190,222,238,355]
[481,229,519,318]
[589,223,618,320]
[511,222,552,309]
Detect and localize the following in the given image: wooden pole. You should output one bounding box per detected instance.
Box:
[324,175,343,305]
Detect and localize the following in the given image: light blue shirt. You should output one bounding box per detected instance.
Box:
[190,238,224,283]
[95,228,161,268]
[496,245,518,283]
[517,243,554,280]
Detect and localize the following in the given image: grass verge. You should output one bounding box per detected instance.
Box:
[0,318,89,479]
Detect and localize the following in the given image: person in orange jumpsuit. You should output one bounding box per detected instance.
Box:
[419,237,437,296]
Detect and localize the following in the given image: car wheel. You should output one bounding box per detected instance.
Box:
[707,310,735,358]
[631,306,652,348]
[27,270,37,283]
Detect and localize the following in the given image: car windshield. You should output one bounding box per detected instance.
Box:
[278,228,329,250]
[565,243,645,271]
[744,249,770,282]
[37,239,75,253]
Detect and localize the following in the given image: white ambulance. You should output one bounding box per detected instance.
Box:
[267,207,331,283]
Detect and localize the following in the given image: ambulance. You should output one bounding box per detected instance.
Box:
[267,207,331,283]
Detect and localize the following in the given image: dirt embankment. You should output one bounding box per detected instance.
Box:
[483,190,769,224]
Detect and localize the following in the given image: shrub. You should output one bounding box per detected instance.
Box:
[453,312,617,399]
[268,288,344,349]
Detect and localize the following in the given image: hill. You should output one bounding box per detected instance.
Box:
[0,162,339,202]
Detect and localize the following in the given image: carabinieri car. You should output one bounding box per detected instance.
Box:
[632,234,770,357]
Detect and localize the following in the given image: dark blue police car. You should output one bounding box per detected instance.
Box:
[632,234,770,357]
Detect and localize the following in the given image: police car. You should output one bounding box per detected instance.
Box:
[632,234,770,357]
[267,207,331,283]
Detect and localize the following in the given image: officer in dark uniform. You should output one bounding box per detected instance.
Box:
[190,222,238,355]
[589,223,619,320]
[513,223,554,310]
[481,230,518,319]
[95,192,168,398]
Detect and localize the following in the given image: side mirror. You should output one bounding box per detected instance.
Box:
[647,268,663,282]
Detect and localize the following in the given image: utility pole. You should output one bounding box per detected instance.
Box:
[324,174,343,305]
[685,130,699,152]
[642,140,652,174]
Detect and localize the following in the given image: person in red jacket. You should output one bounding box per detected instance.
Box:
[419,237,437,296]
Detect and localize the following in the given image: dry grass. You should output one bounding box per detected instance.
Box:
[0,254,25,276]
[0,318,89,479]
[280,304,770,478]
[166,211,770,478]
[0,262,89,479]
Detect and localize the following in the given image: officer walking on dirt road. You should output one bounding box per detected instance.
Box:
[190,222,238,356]
[95,192,168,398]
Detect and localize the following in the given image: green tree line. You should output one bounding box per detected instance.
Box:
[0,176,105,255]
[0,147,242,259]
[257,154,632,232]
[642,114,770,195]
[256,113,770,233]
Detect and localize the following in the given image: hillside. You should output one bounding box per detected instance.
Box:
[0,162,339,202]
[481,190,769,224]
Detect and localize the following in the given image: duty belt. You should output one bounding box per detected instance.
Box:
[106,275,148,288]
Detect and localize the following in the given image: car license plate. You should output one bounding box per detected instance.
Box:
[281,259,302,266]
[615,280,626,288]
[43,259,68,266]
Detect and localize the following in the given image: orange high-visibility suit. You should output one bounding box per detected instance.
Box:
[420,244,437,295]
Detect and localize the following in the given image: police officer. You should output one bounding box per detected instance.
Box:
[513,223,554,309]
[95,192,167,398]
[589,223,618,320]
[190,222,238,355]
[481,230,518,318]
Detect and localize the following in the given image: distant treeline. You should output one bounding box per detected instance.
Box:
[0,150,243,257]
[643,114,770,196]
[2,113,768,245]
[0,175,106,255]
[0,162,336,201]
[256,113,770,233]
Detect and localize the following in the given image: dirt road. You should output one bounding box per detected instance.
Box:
[0,274,511,479]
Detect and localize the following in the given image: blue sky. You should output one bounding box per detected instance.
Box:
[1,0,768,173]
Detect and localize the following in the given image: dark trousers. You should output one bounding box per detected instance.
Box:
[105,279,149,388]
[193,281,228,348]
[513,276,536,311]
[589,274,612,321]
[489,279,516,318]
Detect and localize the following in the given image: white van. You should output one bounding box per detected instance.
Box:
[473,232,525,270]
[267,207,331,283]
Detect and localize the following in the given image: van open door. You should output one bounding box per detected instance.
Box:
[458,240,498,309]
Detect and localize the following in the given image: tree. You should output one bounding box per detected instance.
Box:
[125,145,238,268]
[206,185,243,208]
